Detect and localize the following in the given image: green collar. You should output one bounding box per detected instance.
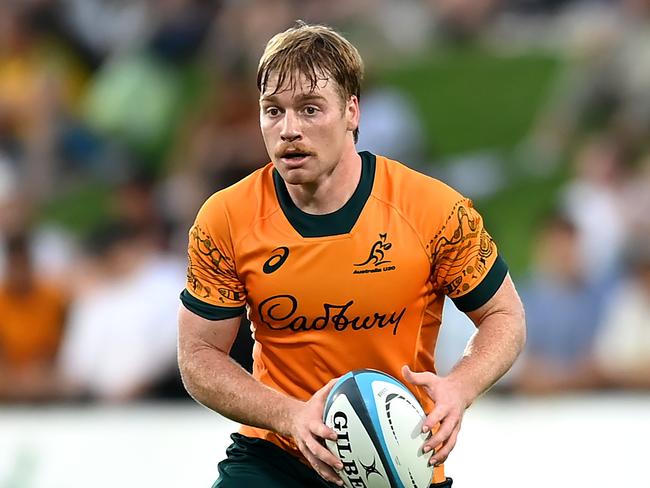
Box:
[272,151,376,238]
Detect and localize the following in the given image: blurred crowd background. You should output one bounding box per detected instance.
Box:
[1,0,650,406]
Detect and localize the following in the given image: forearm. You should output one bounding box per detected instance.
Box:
[179,347,301,436]
[448,308,526,406]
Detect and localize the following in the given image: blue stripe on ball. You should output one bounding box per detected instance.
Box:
[324,371,355,414]
[353,370,406,488]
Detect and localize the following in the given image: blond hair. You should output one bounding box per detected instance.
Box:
[257,22,364,142]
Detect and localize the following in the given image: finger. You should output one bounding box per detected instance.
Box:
[401,365,436,387]
[298,437,341,484]
[421,405,445,433]
[311,420,338,441]
[313,378,341,408]
[305,434,343,470]
[303,437,344,485]
[305,450,343,485]
[424,413,459,450]
[429,425,460,466]
[317,378,340,397]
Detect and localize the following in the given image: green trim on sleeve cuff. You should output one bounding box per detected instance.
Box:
[451,255,508,312]
[180,289,245,320]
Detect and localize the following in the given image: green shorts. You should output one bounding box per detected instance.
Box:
[213,433,453,488]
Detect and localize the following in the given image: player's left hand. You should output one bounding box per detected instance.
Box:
[401,365,471,466]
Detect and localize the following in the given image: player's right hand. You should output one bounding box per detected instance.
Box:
[289,378,344,486]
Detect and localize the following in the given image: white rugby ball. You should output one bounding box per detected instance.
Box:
[323,369,433,488]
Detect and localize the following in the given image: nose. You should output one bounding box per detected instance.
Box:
[280,110,301,142]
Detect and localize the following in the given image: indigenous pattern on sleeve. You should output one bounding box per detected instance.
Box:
[428,198,497,299]
[187,223,242,304]
[182,194,247,319]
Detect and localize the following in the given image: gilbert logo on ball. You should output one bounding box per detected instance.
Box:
[323,369,433,488]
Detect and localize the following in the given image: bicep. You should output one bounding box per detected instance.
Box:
[464,274,525,328]
[178,306,242,357]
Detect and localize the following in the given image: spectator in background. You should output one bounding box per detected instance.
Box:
[111,170,170,250]
[59,0,151,65]
[81,0,216,173]
[559,133,629,286]
[526,0,650,169]
[0,230,68,402]
[0,1,90,200]
[428,0,504,41]
[167,65,268,196]
[0,161,27,243]
[57,221,185,402]
[510,211,604,394]
[356,79,426,167]
[592,238,650,389]
[0,157,78,290]
[623,152,650,239]
[162,64,269,256]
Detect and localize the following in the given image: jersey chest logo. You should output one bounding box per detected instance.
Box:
[263,246,289,274]
[353,233,396,275]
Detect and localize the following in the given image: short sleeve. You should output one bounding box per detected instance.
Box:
[180,194,246,320]
[429,198,508,312]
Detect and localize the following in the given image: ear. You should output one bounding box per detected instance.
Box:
[345,95,360,133]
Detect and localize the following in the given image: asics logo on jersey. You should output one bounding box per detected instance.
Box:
[263,247,289,274]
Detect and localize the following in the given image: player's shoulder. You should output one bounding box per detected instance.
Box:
[373,154,465,217]
[197,162,277,227]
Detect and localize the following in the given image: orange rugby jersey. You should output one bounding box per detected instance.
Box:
[0,283,67,368]
[181,151,507,480]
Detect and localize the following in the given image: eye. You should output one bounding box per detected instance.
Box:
[304,106,318,115]
[265,107,280,117]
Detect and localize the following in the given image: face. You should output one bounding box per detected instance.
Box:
[259,71,359,186]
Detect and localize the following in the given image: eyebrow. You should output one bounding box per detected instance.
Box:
[260,93,328,104]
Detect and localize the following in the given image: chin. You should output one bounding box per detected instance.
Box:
[280,170,314,186]
[274,162,313,185]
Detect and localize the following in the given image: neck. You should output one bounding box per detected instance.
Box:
[285,145,361,215]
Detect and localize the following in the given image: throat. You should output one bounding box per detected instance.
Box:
[287,184,350,214]
[285,156,362,215]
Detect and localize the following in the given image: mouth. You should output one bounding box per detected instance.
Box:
[278,150,312,167]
